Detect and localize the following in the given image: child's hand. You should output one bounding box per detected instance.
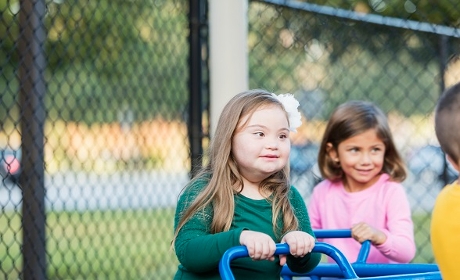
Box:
[351,222,387,245]
[279,231,315,266]
[239,230,276,261]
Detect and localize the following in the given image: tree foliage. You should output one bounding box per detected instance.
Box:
[0,0,189,125]
[249,1,460,117]
[294,0,460,27]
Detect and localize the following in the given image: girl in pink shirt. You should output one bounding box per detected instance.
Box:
[307,100,415,264]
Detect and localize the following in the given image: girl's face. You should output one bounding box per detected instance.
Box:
[232,105,290,184]
[328,129,385,191]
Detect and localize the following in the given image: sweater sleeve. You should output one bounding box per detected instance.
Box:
[285,186,322,273]
[173,180,244,273]
[374,183,416,263]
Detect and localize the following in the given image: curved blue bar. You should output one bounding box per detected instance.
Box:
[309,242,358,279]
[360,271,442,279]
[314,229,353,238]
[219,242,358,280]
[356,240,370,263]
[218,245,249,280]
[281,262,439,278]
[313,229,370,263]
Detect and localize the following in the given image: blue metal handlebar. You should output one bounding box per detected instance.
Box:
[218,229,441,279]
[281,262,440,279]
[278,229,440,280]
[313,229,370,263]
[313,229,353,238]
[219,242,359,280]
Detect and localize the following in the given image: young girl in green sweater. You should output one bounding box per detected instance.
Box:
[172,89,321,279]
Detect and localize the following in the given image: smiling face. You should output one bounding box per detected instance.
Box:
[328,129,385,191]
[231,105,291,185]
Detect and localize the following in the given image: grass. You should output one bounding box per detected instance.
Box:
[0,209,434,279]
[412,212,435,263]
[0,208,179,279]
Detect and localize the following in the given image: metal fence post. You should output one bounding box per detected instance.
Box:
[18,0,47,279]
[438,34,451,186]
[188,0,208,177]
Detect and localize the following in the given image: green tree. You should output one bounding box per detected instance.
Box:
[1,0,189,125]
[248,1,460,117]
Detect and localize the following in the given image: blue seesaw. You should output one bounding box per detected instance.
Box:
[219,229,441,280]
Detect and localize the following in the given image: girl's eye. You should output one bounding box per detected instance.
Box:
[350,147,359,152]
[279,134,288,139]
[255,132,264,137]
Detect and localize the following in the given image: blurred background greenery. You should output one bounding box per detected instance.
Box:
[1,0,459,278]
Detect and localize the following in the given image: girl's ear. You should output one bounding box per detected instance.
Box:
[446,154,460,172]
[326,143,338,163]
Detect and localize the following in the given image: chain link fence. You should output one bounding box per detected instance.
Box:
[250,0,460,264]
[1,0,191,279]
[1,0,460,279]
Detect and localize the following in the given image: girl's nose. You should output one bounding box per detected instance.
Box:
[361,153,372,164]
[266,138,279,149]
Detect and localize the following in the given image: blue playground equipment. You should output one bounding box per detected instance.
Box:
[219,229,441,280]
[312,229,372,263]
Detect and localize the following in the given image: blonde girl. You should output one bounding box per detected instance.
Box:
[172,89,320,279]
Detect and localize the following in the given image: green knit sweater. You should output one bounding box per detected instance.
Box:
[173,177,321,279]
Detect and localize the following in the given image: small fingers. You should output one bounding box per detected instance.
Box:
[241,231,276,261]
[352,223,368,242]
[279,255,287,266]
[302,234,315,255]
[289,236,299,256]
[259,240,276,260]
[284,231,315,257]
[307,234,315,253]
[248,239,276,260]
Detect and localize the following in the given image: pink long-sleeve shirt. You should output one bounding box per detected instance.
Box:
[307,173,415,264]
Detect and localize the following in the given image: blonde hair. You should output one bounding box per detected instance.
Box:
[172,89,299,246]
[318,100,406,182]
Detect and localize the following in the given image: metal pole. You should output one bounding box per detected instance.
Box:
[438,35,450,185]
[209,0,249,136]
[18,0,47,279]
[188,0,207,177]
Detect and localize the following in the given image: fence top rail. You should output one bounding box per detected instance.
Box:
[256,0,460,38]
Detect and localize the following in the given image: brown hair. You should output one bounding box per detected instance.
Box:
[318,100,406,182]
[172,89,299,246]
[435,82,460,164]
